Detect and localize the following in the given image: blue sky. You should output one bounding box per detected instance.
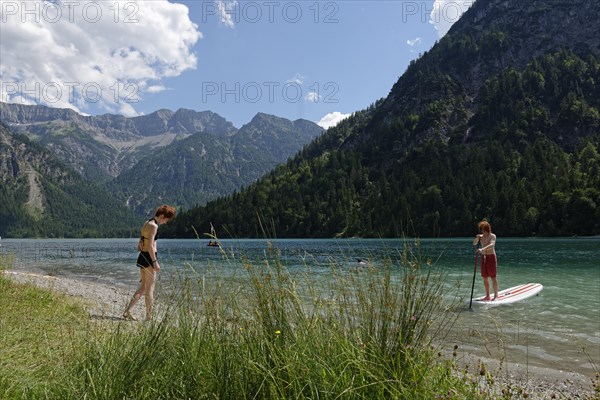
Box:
[0,0,474,128]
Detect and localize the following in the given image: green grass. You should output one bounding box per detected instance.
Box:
[2,242,596,399]
[0,256,90,399]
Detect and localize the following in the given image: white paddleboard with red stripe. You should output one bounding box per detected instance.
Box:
[471,283,543,306]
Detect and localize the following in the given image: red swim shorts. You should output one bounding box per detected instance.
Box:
[480,254,497,278]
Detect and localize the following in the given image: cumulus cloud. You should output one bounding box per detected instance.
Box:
[317,112,351,129]
[430,0,475,38]
[0,0,202,116]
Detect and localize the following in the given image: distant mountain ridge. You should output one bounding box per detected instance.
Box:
[0,102,238,179]
[110,112,324,214]
[0,103,238,138]
[0,103,323,236]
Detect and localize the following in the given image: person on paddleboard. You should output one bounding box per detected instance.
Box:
[473,221,498,301]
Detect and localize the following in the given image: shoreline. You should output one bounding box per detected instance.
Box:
[2,267,598,399]
[1,268,135,320]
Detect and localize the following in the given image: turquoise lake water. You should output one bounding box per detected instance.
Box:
[2,237,599,376]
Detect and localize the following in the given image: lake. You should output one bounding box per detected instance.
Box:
[2,237,599,377]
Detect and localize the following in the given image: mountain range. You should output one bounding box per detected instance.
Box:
[0,104,323,237]
[2,0,599,238]
[165,0,600,238]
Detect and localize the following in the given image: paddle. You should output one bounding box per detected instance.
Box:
[468,246,479,309]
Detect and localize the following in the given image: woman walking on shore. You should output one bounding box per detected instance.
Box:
[123,205,176,321]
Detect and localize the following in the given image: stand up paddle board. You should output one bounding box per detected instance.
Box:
[471,283,543,306]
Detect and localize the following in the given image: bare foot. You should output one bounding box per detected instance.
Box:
[483,296,491,301]
[123,311,137,321]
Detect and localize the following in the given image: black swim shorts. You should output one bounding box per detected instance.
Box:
[137,251,155,268]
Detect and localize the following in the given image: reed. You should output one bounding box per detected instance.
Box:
[51,239,476,399]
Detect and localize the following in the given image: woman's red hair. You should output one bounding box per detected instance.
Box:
[155,205,176,219]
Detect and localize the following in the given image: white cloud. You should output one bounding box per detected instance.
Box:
[147,85,168,94]
[7,95,37,106]
[305,91,320,103]
[430,0,475,38]
[0,0,202,115]
[317,112,351,129]
[287,73,305,86]
[215,1,237,28]
[407,37,422,47]
[117,102,139,118]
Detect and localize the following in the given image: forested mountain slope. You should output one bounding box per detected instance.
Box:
[0,122,137,237]
[166,0,600,238]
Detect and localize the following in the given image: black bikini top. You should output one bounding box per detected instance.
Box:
[140,217,158,242]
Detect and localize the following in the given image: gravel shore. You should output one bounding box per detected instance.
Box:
[2,268,598,399]
[2,268,135,320]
